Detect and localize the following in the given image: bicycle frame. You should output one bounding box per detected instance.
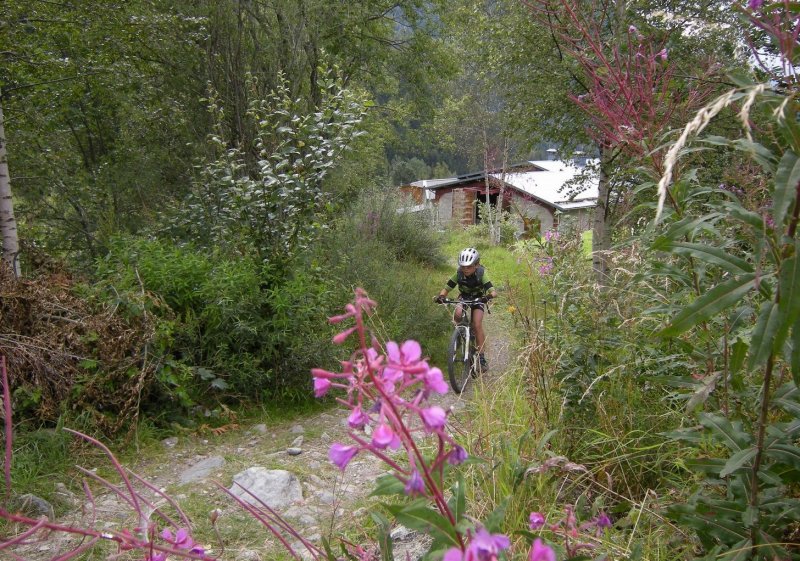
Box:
[438,298,487,393]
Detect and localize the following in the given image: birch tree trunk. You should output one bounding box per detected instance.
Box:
[482,127,494,237]
[592,146,611,283]
[0,97,20,278]
[495,138,509,245]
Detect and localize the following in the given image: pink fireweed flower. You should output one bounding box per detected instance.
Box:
[529,511,546,530]
[420,406,447,433]
[384,340,428,379]
[447,445,468,465]
[313,377,331,397]
[529,539,556,561]
[311,368,339,379]
[372,423,400,449]
[655,48,668,61]
[564,506,578,537]
[467,528,510,561]
[423,366,449,394]
[596,512,612,529]
[443,548,464,561]
[161,528,204,555]
[329,443,359,470]
[747,0,763,9]
[354,287,377,310]
[348,407,369,429]
[388,339,422,364]
[544,229,559,243]
[382,363,404,386]
[404,469,425,496]
[328,305,355,323]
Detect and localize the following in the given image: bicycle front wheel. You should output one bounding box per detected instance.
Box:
[448,327,472,393]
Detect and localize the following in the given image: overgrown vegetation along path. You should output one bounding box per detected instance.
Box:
[17,311,513,561]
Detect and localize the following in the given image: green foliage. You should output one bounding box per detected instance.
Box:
[171,68,368,265]
[390,157,431,186]
[95,236,338,405]
[510,232,688,501]
[642,71,800,558]
[318,187,449,363]
[4,0,205,261]
[343,186,445,267]
[9,426,72,505]
[465,203,518,246]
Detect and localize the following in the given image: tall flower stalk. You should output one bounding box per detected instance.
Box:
[313,289,558,561]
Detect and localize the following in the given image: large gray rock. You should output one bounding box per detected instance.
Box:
[180,456,226,484]
[229,467,303,509]
[15,494,54,520]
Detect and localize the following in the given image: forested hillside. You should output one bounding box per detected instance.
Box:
[2,0,800,560]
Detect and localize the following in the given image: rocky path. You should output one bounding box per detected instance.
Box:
[13,312,513,561]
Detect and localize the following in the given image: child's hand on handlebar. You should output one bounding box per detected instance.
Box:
[434,295,446,304]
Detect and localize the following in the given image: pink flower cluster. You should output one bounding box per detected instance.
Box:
[311,290,562,561]
[443,528,509,561]
[312,289,466,498]
[528,507,612,558]
[441,526,557,561]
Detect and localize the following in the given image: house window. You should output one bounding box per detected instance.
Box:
[475,191,499,223]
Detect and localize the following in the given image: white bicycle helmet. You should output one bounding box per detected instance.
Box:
[458,247,480,266]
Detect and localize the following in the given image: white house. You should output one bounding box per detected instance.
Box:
[405,159,599,235]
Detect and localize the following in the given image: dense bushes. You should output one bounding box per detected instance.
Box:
[4,181,449,434]
[317,187,450,363]
[95,237,339,405]
[507,232,686,501]
[0,263,159,434]
[64,187,450,426]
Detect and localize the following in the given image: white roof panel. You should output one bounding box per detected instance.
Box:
[491,160,598,211]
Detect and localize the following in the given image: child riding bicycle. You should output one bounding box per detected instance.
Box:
[434,247,498,370]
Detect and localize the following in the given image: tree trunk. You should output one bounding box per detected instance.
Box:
[0,97,20,278]
[482,128,494,236]
[495,138,509,245]
[592,146,611,283]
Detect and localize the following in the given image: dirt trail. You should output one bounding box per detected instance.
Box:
[13,311,513,561]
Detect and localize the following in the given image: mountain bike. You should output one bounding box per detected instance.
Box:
[437,298,488,393]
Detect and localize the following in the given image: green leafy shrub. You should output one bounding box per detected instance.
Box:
[345,186,445,267]
[95,236,338,405]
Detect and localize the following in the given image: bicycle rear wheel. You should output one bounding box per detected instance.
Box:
[448,327,473,393]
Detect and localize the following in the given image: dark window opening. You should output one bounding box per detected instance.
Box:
[475,191,499,223]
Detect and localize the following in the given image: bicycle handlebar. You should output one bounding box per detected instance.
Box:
[438,298,490,305]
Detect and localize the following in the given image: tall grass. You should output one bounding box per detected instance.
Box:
[444,228,696,559]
